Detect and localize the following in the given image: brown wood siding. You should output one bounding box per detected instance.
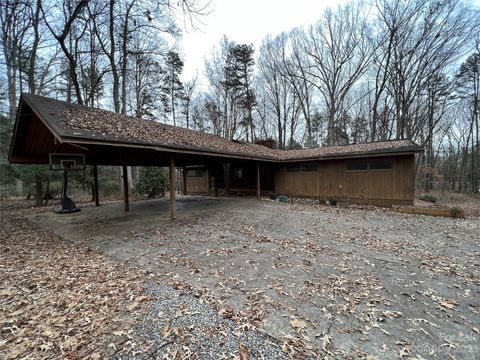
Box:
[274,167,318,197]
[186,168,209,193]
[275,154,415,205]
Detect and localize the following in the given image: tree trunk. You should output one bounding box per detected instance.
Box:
[27,0,41,94]
[44,178,50,206]
[35,174,43,207]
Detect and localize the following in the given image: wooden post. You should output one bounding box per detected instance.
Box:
[182,167,187,195]
[122,165,129,211]
[214,163,219,197]
[93,164,99,206]
[170,158,176,220]
[224,163,230,196]
[256,162,261,200]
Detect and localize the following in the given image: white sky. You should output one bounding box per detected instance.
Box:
[179,0,346,82]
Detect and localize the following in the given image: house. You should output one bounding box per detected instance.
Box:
[9,93,423,215]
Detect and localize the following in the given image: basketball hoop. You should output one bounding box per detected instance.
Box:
[49,153,86,171]
[49,153,85,213]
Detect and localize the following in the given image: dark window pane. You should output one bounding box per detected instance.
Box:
[187,169,203,177]
[370,158,393,170]
[287,164,317,172]
[287,165,301,172]
[233,168,244,179]
[347,160,368,171]
[303,164,318,172]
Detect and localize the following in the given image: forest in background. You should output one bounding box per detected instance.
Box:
[0,0,479,204]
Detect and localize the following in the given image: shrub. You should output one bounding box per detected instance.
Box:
[100,180,120,197]
[420,194,438,203]
[135,167,169,198]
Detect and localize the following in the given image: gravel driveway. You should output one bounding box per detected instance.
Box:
[30,196,480,359]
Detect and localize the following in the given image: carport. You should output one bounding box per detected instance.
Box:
[10,93,423,211]
[9,93,270,219]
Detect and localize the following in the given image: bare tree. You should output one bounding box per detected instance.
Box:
[257,33,302,149]
[303,2,373,145]
[204,35,238,139]
[41,0,89,105]
[180,74,198,129]
[377,0,478,139]
[0,0,33,117]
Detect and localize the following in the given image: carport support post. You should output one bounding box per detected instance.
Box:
[93,164,99,206]
[122,165,129,211]
[170,158,176,220]
[224,163,230,196]
[182,167,187,195]
[214,163,219,197]
[256,162,261,200]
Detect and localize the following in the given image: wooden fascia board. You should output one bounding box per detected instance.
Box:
[61,137,422,164]
[278,150,423,163]
[61,137,279,162]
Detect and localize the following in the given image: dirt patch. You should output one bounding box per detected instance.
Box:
[28,196,480,359]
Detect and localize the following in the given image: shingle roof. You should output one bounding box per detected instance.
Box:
[21,93,423,161]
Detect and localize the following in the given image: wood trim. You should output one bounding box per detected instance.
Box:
[62,137,277,162]
[61,137,421,164]
[285,151,422,163]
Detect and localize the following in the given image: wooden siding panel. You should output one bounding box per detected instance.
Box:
[373,171,393,199]
[392,155,414,201]
[274,167,285,194]
[186,169,209,193]
[278,155,415,205]
[275,166,318,196]
[346,171,370,199]
[319,160,345,198]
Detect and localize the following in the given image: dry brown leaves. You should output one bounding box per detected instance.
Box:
[0,208,151,359]
[62,106,418,161]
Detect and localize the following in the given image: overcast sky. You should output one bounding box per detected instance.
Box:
[179,0,346,82]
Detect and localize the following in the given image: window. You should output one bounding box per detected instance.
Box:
[346,158,394,171]
[187,169,203,177]
[347,160,369,171]
[370,158,393,170]
[233,168,244,179]
[286,164,318,172]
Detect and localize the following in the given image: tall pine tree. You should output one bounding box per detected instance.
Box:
[225,44,256,141]
[161,51,184,126]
